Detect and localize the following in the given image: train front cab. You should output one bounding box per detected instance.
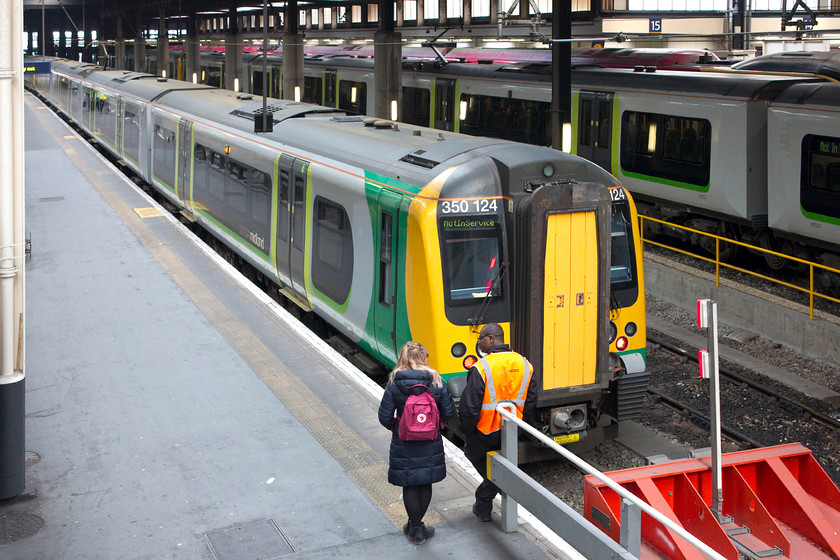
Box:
[513,181,648,460]
[404,157,646,460]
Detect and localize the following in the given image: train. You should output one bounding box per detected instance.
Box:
[25,57,648,457]
[129,45,840,291]
[162,46,840,295]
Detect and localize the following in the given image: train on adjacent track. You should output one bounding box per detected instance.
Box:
[134,45,840,290]
[26,57,649,457]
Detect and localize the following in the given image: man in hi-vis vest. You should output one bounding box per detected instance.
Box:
[459,323,538,522]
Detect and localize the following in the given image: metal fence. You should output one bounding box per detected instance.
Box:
[639,215,840,319]
[489,404,727,560]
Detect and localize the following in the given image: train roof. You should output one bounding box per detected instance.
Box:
[413,61,823,100]
[732,50,840,80]
[83,70,214,102]
[151,89,602,190]
[770,81,840,108]
[49,58,100,79]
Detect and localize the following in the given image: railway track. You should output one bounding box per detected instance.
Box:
[649,333,840,434]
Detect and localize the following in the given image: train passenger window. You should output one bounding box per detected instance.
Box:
[193,143,207,195]
[460,95,481,128]
[338,80,366,114]
[579,99,592,147]
[379,212,393,307]
[511,100,545,143]
[292,176,305,250]
[313,197,354,304]
[325,71,337,107]
[440,218,502,303]
[801,135,840,219]
[278,168,290,242]
[225,162,247,215]
[303,76,322,104]
[249,169,271,228]
[803,135,840,193]
[484,97,510,132]
[252,70,266,97]
[402,87,431,127]
[621,111,710,188]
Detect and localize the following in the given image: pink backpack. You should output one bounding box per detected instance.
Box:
[398,384,441,441]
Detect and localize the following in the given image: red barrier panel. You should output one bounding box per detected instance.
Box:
[584,443,840,560]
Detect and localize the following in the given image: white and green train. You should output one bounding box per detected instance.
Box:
[27,57,647,455]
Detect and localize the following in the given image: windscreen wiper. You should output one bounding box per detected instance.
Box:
[468,261,508,326]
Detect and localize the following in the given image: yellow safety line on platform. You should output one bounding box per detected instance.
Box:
[27,96,441,530]
[133,207,164,218]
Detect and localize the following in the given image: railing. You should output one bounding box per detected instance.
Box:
[639,215,840,319]
[490,404,728,560]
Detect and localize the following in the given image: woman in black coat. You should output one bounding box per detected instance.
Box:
[378,341,455,545]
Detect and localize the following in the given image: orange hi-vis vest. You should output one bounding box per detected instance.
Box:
[474,351,533,435]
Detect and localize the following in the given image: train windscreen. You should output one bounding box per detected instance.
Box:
[610,203,634,285]
[440,218,502,303]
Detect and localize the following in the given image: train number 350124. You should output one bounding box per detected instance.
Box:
[440,199,499,214]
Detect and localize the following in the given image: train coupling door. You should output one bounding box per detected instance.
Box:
[511,181,612,398]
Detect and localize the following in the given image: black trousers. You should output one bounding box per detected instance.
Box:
[463,430,502,515]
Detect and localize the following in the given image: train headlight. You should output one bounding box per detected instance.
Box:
[451,342,467,358]
[542,164,554,178]
[615,336,629,351]
[463,355,478,370]
[609,322,617,343]
[625,322,638,337]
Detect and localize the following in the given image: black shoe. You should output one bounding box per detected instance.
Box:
[412,524,427,545]
[472,503,492,522]
[403,522,411,536]
[420,523,435,540]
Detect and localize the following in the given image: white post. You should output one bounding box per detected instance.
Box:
[0,0,26,499]
[697,299,723,521]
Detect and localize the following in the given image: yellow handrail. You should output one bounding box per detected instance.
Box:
[639,215,840,319]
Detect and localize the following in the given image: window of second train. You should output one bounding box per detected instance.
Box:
[338,80,366,114]
[439,217,503,304]
[402,86,430,127]
[803,135,840,194]
[621,111,710,187]
[800,134,840,220]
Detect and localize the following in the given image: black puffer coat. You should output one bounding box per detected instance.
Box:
[377,369,455,487]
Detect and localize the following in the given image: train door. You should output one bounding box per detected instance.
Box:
[81,85,94,131]
[275,154,310,306]
[176,118,194,210]
[325,70,337,107]
[374,190,403,361]
[577,92,613,172]
[117,97,125,158]
[434,79,456,132]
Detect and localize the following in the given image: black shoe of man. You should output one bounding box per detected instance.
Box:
[472,503,492,522]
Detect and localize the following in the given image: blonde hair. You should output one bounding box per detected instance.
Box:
[388,341,443,388]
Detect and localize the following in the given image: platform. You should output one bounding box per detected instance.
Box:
[0,93,577,559]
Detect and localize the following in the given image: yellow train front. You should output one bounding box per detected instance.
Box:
[404,148,647,460]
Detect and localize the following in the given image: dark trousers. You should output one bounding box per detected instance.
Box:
[463,430,502,515]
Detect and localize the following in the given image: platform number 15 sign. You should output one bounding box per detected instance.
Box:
[649,17,662,33]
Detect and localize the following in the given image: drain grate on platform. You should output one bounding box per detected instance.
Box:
[204,519,294,560]
[25,451,41,468]
[0,513,44,544]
